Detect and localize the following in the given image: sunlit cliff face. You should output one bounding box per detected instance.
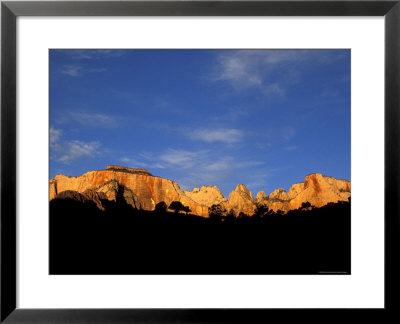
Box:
[50,166,350,217]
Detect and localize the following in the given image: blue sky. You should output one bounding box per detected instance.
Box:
[50,49,350,197]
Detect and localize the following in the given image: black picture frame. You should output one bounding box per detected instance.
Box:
[1,0,399,322]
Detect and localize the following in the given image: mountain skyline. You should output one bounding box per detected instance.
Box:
[49,165,351,217]
[50,49,351,198]
[50,165,351,274]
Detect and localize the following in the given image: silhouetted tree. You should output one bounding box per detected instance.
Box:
[208,204,226,222]
[155,201,167,213]
[225,209,236,221]
[253,203,269,218]
[169,201,185,213]
[301,202,312,209]
[182,206,191,214]
[238,212,248,219]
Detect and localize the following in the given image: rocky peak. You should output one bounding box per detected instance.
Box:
[304,173,325,191]
[233,184,255,199]
[256,191,268,202]
[226,184,256,216]
[184,185,227,207]
[288,173,350,209]
[269,188,289,201]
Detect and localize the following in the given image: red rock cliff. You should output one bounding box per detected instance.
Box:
[49,166,209,217]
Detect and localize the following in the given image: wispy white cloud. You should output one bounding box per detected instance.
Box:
[50,127,101,164]
[61,65,82,77]
[159,149,206,169]
[50,127,62,145]
[282,126,296,141]
[160,150,261,192]
[282,145,298,151]
[61,49,126,60]
[119,157,165,170]
[212,50,341,96]
[245,173,271,191]
[56,111,117,128]
[213,50,305,90]
[203,157,234,172]
[263,83,285,96]
[210,106,249,122]
[119,148,266,195]
[216,53,263,87]
[89,67,108,73]
[187,128,244,144]
[253,126,296,144]
[56,140,101,163]
[60,64,107,77]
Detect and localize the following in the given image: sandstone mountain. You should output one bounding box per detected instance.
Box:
[257,173,351,213]
[50,165,209,217]
[223,184,256,216]
[50,165,350,217]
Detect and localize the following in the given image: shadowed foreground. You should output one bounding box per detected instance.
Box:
[50,198,350,275]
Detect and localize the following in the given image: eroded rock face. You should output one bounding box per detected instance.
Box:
[49,166,209,217]
[95,180,120,201]
[287,173,350,210]
[250,174,350,214]
[225,184,256,216]
[269,188,289,201]
[95,180,142,209]
[256,191,268,202]
[52,189,107,210]
[288,183,304,199]
[184,186,227,207]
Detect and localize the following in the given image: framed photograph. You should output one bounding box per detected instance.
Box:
[1,0,399,322]
[49,47,352,276]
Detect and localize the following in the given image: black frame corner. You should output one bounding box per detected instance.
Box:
[1,1,399,323]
